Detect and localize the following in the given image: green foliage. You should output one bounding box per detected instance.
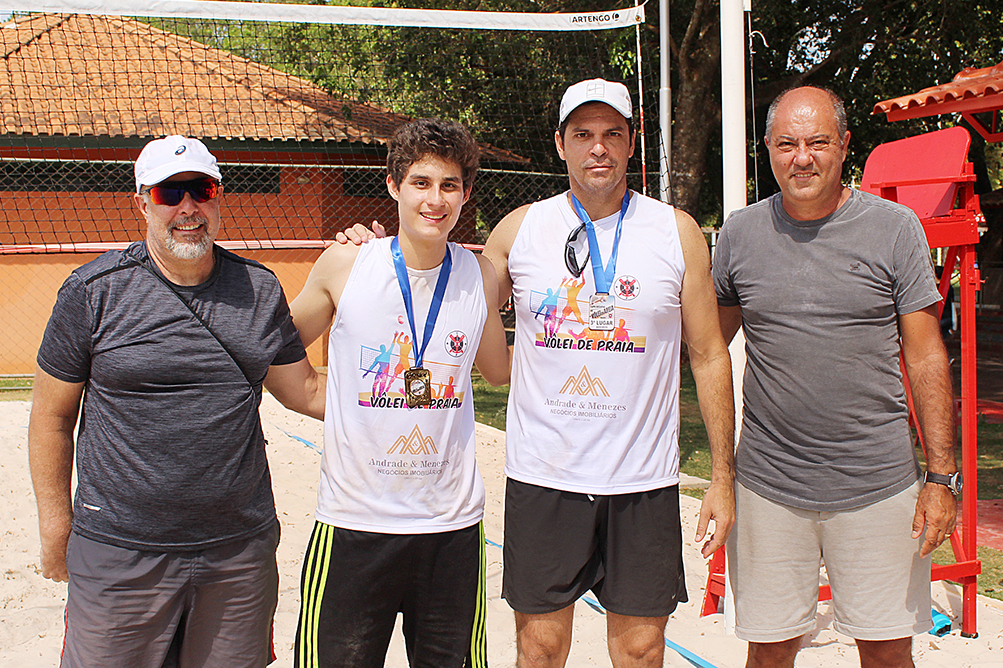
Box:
[146,1,1003,230]
[987,143,1003,191]
[747,0,1003,200]
[150,0,649,223]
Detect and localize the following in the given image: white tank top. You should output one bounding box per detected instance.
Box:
[317,238,487,533]
[506,191,685,494]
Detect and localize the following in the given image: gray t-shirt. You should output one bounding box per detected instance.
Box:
[713,190,940,511]
[37,242,306,550]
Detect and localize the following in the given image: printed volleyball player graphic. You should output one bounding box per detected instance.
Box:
[356,332,464,409]
[286,118,509,668]
[527,244,646,351]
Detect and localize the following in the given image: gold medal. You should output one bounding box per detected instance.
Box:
[404,367,432,407]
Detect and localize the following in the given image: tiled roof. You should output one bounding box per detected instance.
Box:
[873,61,1003,121]
[0,13,525,162]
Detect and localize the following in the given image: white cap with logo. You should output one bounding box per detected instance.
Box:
[134,135,222,193]
[559,78,632,124]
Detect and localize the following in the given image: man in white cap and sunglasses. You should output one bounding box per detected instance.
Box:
[342,79,737,667]
[29,135,325,667]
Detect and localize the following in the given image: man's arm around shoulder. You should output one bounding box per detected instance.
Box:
[676,209,736,558]
[28,366,84,582]
[900,304,957,557]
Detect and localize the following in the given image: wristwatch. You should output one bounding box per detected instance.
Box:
[924,471,963,496]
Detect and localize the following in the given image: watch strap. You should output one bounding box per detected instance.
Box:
[924,471,962,495]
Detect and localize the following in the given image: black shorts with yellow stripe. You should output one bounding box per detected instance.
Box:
[295,521,487,668]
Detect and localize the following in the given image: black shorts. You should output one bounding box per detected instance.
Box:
[294,521,487,668]
[501,478,687,617]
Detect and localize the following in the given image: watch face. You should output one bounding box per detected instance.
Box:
[951,472,964,494]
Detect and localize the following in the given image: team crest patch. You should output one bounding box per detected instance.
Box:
[444,330,467,357]
[614,275,639,301]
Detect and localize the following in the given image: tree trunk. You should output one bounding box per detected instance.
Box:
[671,0,721,218]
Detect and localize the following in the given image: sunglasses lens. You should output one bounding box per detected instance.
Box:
[190,179,219,203]
[565,246,580,277]
[564,224,588,277]
[148,185,183,206]
[147,179,219,206]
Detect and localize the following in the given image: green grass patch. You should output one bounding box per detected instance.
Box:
[677,364,714,482]
[972,420,1003,501]
[932,542,1003,602]
[681,487,707,501]
[914,417,1003,501]
[470,370,508,431]
[0,375,32,401]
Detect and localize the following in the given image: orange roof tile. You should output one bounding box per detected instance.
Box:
[873,61,1003,121]
[0,13,526,162]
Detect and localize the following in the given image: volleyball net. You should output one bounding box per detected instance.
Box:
[0,0,659,373]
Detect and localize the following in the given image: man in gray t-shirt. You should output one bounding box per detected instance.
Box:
[713,87,958,668]
[29,136,325,668]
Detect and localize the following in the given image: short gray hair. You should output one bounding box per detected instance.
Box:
[765,86,847,144]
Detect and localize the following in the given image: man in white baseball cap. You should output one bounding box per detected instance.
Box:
[479,76,735,668]
[30,135,325,667]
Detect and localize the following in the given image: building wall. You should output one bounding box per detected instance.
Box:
[1,148,482,374]
[0,249,324,376]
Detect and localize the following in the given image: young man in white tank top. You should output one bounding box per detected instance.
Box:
[338,81,738,668]
[288,118,510,668]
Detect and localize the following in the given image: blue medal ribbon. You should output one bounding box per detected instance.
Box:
[570,189,631,295]
[390,237,452,368]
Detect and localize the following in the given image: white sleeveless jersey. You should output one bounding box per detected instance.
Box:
[506,191,685,494]
[317,238,487,533]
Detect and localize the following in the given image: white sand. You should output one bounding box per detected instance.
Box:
[2,396,1001,666]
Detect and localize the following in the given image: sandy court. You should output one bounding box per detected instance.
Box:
[2,395,1002,666]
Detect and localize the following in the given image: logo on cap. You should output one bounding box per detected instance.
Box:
[175,146,186,155]
[587,82,605,97]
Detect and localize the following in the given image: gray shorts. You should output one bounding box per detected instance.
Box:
[501,478,686,617]
[727,481,932,643]
[62,522,280,668]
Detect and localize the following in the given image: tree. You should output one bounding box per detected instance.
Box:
[634,1,1002,225]
[154,0,1003,236]
[739,1,1003,299]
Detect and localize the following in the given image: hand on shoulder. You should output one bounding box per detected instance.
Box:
[335,220,386,246]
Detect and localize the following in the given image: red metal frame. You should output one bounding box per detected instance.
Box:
[701,137,984,638]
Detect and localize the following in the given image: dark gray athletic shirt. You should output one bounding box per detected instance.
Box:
[37,242,306,550]
[714,190,940,511]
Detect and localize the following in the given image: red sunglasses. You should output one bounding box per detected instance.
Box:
[142,178,221,206]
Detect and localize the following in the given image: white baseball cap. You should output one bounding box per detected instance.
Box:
[134,135,222,193]
[559,78,632,124]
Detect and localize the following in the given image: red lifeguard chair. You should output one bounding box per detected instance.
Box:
[701,126,985,637]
